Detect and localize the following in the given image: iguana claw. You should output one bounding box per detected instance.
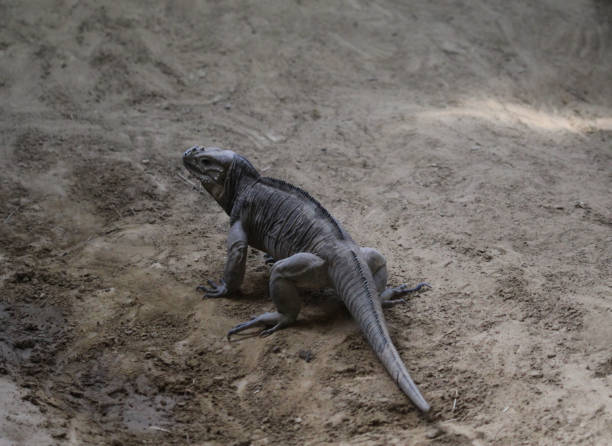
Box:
[381,282,431,307]
[406,282,431,292]
[197,279,229,298]
[259,326,279,337]
[227,312,289,341]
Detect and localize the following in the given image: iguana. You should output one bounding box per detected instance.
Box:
[182,146,431,412]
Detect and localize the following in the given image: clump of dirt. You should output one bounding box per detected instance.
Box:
[593,358,612,379]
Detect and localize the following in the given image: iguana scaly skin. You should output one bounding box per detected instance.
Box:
[183,146,431,412]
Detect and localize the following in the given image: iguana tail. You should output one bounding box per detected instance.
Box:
[329,247,430,413]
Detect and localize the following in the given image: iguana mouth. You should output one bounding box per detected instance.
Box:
[182,145,203,176]
[182,146,230,204]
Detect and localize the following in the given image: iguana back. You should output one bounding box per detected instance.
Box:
[235,177,351,261]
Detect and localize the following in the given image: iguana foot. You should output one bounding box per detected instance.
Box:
[381,282,431,307]
[263,253,276,265]
[227,311,294,340]
[196,279,229,298]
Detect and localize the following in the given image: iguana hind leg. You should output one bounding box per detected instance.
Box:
[360,247,431,307]
[227,253,328,339]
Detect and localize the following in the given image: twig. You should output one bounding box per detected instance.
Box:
[110,204,122,219]
[177,173,201,192]
[4,206,21,224]
[442,328,456,339]
[493,424,506,440]
[149,426,171,433]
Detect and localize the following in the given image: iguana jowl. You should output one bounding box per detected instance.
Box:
[182,146,431,412]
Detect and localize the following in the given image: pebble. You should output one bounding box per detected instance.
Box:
[298,349,314,362]
[426,426,445,439]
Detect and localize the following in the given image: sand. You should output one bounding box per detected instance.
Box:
[1,0,611,444]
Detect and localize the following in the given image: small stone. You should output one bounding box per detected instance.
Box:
[51,430,67,439]
[426,426,444,439]
[298,350,314,362]
[13,271,33,283]
[14,339,35,349]
[158,352,173,366]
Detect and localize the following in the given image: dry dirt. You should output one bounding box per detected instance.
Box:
[1,1,611,445]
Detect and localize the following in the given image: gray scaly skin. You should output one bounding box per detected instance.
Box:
[182,146,431,412]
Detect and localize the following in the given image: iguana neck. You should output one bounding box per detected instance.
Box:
[219,154,260,215]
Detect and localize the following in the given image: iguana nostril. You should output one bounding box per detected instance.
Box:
[183,147,197,158]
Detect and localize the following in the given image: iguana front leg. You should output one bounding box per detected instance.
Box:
[198,221,248,298]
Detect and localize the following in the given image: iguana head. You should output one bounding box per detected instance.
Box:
[183,146,235,200]
[182,146,259,214]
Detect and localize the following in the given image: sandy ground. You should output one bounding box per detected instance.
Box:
[1,0,611,445]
